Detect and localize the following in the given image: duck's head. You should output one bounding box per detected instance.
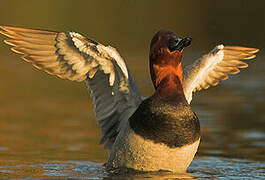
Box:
[149,30,192,89]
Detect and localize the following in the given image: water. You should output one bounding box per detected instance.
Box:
[0,159,264,179]
[0,0,264,179]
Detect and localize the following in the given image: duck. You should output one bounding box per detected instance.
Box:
[0,26,259,173]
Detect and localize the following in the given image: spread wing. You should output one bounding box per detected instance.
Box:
[183,45,259,104]
[0,26,143,148]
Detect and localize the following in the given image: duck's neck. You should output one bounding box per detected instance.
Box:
[130,60,200,147]
[151,62,184,99]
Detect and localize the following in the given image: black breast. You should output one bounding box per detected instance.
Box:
[129,96,200,148]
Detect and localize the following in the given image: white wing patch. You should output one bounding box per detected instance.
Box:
[183,45,259,104]
[69,32,129,87]
[191,45,224,92]
[103,45,129,79]
[69,32,115,86]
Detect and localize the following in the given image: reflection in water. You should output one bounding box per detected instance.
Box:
[0,158,264,179]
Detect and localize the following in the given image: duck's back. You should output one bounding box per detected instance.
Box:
[107,96,200,172]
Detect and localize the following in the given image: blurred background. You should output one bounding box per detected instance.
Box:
[0,0,264,178]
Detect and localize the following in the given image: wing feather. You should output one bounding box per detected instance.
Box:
[183,45,259,104]
[0,26,142,148]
